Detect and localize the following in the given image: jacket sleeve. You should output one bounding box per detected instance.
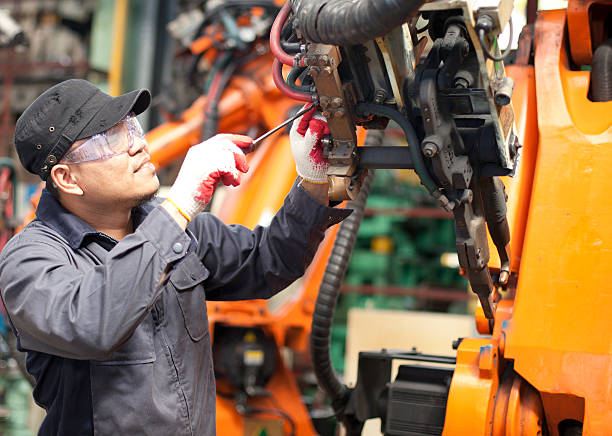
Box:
[0,206,191,360]
[191,180,351,301]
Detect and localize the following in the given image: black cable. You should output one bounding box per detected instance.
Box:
[355,103,439,194]
[201,57,241,140]
[280,18,301,54]
[292,0,425,46]
[310,131,383,423]
[478,16,513,62]
[286,66,311,92]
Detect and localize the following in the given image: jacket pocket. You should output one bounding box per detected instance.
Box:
[93,315,156,365]
[169,252,210,341]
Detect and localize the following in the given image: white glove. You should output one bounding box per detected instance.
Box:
[167,134,251,220]
[289,107,330,183]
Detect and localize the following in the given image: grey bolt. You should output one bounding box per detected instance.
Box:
[422,141,438,158]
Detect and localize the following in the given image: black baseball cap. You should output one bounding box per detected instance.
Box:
[14,79,151,180]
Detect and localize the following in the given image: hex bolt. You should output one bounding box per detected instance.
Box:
[318,54,329,66]
[334,108,345,118]
[422,141,439,158]
[319,95,330,108]
[309,66,320,78]
[322,66,332,75]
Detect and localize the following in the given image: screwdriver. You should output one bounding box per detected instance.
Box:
[238,104,314,154]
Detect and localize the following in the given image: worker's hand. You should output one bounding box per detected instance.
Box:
[289,107,330,184]
[167,134,251,221]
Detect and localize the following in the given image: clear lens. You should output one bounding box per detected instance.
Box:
[61,114,145,164]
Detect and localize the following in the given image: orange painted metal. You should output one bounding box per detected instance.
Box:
[443,300,514,435]
[502,9,612,436]
[491,372,545,436]
[567,0,596,65]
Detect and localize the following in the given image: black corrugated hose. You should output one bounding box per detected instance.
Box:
[591,38,612,102]
[310,130,383,432]
[291,0,424,46]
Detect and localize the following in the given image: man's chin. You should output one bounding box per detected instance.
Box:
[134,187,160,207]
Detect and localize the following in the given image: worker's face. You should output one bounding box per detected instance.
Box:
[61,124,160,209]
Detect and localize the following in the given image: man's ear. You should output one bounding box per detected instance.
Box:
[50,164,83,196]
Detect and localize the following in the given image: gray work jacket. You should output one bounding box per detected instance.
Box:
[0,183,349,435]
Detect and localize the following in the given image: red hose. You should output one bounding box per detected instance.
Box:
[270,2,295,66]
[272,58,313,102]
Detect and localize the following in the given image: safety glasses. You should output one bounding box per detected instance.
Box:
[61,114,146,164]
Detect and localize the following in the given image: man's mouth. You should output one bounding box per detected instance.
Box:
[134,152,153,172]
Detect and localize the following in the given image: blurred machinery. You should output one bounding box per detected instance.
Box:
[265,0,611,435]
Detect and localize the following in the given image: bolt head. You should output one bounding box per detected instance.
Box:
[422,142,438,157]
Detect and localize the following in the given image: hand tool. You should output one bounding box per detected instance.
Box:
[239,104,314,153]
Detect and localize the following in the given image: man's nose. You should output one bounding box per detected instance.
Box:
[128,135,147,156]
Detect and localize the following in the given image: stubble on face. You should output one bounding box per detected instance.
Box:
[133,186,160,207]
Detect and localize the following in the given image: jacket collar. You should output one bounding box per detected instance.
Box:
[35,189,157,250]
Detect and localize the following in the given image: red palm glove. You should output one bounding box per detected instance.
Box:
[167,134,251,220]
[289,107,330,183]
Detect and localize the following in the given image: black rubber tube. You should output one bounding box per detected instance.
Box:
[356,103,439,195]
[310,130,383,415]
[591,38,612,102]
[291,0,424,46]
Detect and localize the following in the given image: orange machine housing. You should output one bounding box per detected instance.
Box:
[444,4,612,435]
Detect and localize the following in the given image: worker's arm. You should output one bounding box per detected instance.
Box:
[196,111,346,300]
[192,177,350,301]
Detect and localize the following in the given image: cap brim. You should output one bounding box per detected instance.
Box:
[76,88,151,140]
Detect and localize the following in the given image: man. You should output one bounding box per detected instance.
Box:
[0,79,348,435]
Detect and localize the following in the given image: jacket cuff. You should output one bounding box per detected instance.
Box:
[286,179,352,229]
